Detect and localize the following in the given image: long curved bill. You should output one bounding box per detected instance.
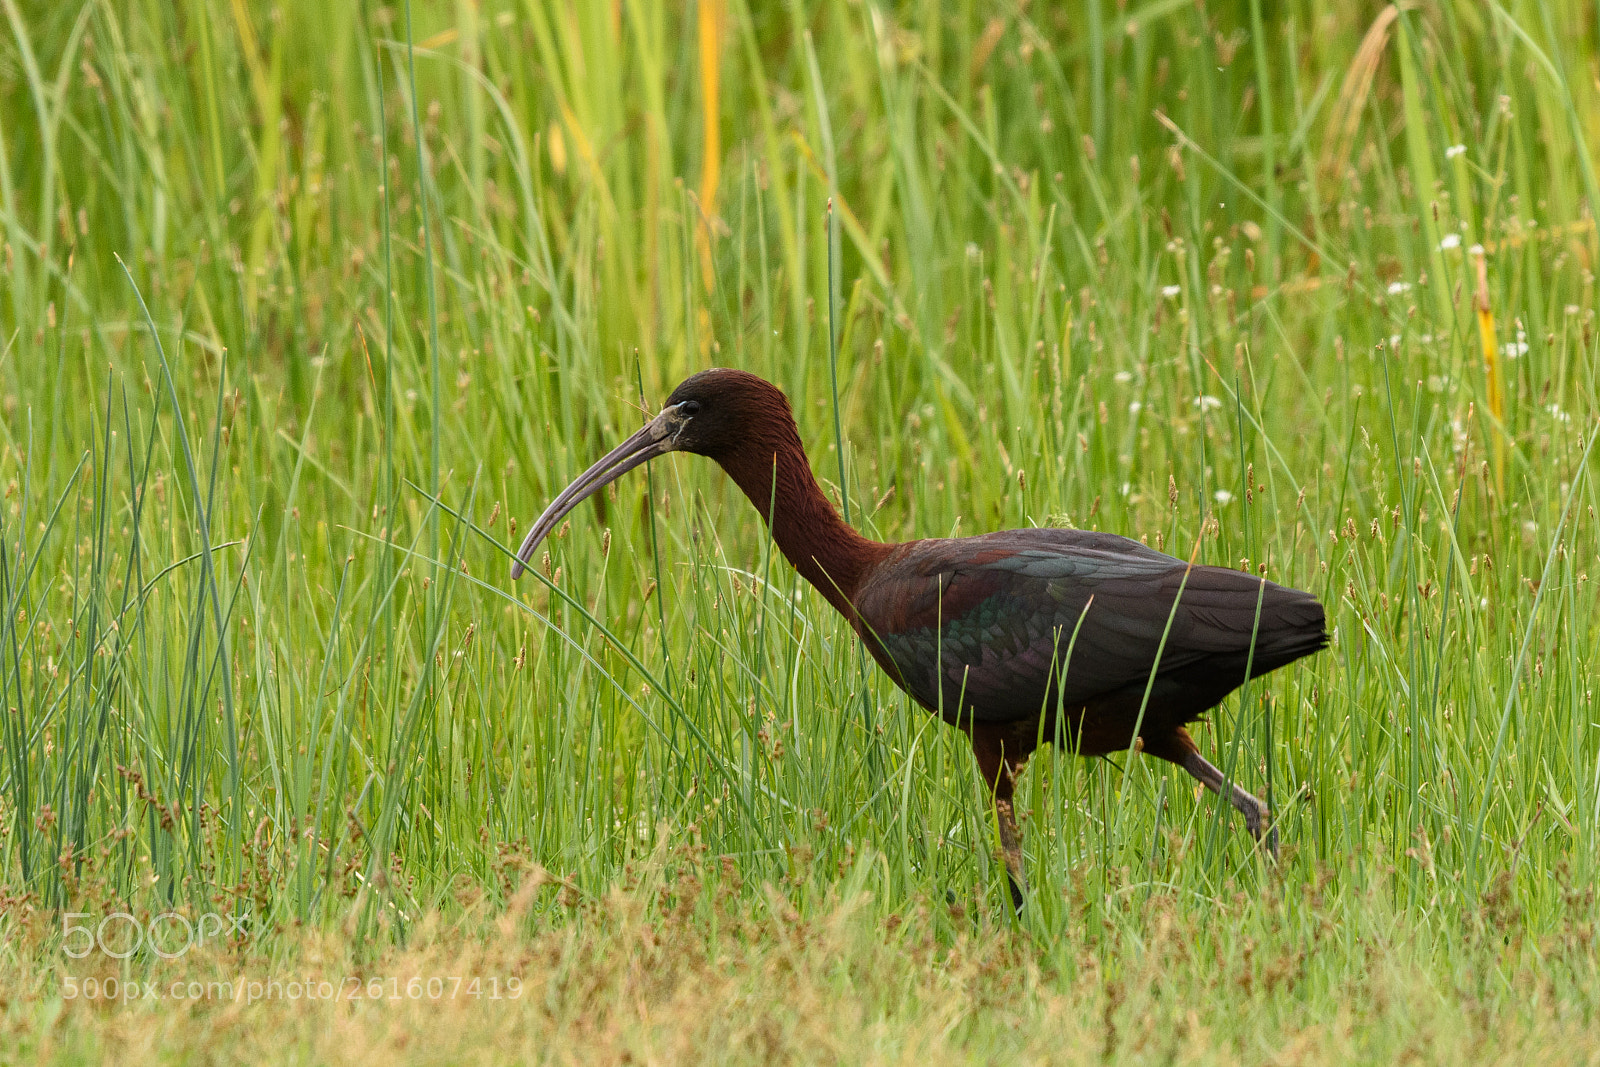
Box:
[510,408,680,579]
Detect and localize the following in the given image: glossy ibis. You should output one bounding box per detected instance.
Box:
[513,369,1326,907]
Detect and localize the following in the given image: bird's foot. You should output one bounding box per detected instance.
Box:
[1180,749,1281,862]
[1263,821,1280,861]
[1242,798,1279,862]
[994,796,1028,914]
[1006,872,1026,912]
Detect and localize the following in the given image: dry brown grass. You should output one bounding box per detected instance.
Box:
[8,861,1600,1067]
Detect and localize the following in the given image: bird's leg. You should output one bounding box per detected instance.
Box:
[1180,749,1277,859]
[970,725,1028,911]
[1142,727,1277,858]
[993,794,1027,912]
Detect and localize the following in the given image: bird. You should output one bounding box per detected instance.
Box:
[512,369,1327,908]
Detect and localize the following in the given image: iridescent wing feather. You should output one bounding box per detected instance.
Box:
[855,529,1324,722]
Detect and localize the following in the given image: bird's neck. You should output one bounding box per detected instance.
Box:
[716,429,890,624]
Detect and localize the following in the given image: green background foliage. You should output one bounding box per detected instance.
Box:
[2,0,1599,1059]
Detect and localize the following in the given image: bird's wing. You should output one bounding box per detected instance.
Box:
[856,529,1316,722]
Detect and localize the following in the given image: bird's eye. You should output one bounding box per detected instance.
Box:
[678,400,701,417]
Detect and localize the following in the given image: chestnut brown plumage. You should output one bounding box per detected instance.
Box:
[514,369,1327,908]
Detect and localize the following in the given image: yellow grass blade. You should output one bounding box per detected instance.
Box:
[1473,246,1506,496]
[1318,6,1401,187]
[696,0,723,292]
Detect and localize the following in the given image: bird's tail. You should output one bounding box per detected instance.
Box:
[1247,591,1327,677]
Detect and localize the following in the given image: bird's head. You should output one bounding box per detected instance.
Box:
[510,369,792,578]
[658,368,794,459]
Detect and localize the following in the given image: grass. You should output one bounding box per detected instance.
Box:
[2,0,1599,1061]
